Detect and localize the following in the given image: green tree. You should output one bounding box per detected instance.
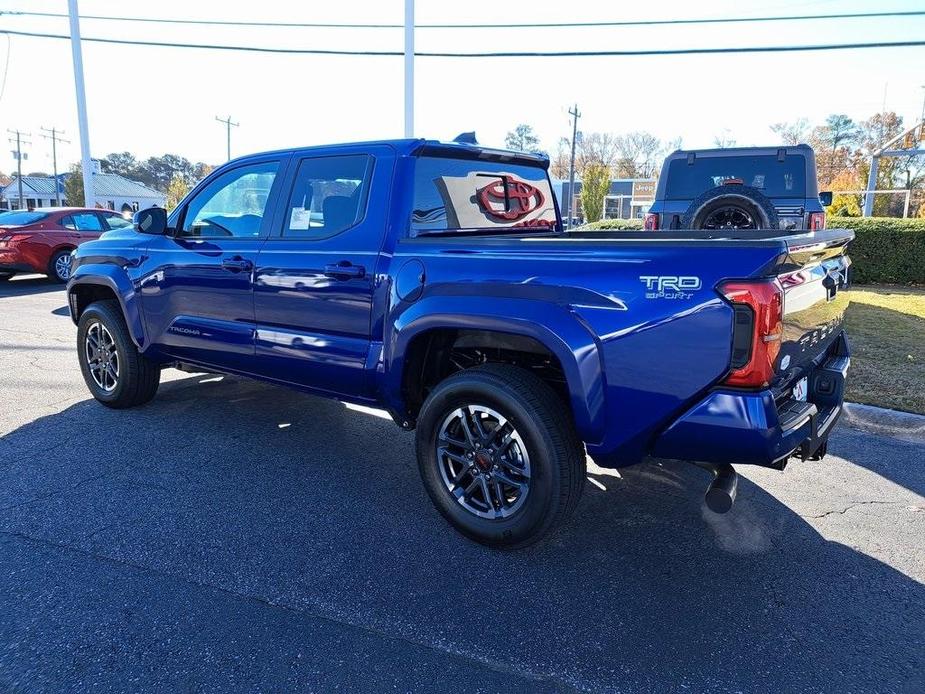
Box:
[63,164,85,206]
[165,173,189,210]
[580,162,610,224]
[504,124,542,153]
[100,151,140,178]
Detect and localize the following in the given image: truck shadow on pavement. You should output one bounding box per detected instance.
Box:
[1,374,922,692]
[0,275,62,299]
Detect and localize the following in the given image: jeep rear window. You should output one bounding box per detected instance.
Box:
[665,155,806,200]
[411,157,558,235]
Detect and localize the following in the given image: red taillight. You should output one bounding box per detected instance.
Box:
[718,279,784,388]
[643,213,659,230]
[808,212,826,231]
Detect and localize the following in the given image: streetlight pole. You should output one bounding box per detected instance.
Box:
[404,0,414,138]
[67,0,95,208]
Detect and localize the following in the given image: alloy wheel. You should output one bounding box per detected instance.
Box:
[54,253,72,281]
[702,206,757,230]
[85,321,120,392]
[436,405,531,519]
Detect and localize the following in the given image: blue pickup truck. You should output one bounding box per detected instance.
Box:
[67,139,853,547]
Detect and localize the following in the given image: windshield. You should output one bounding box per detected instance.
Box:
[411,156,558,235]
[665,154,806,199]
[0,211,49,225]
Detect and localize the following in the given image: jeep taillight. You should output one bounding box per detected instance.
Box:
[718,279,784,388]
[643,213,659,230]
[808,212,826,231]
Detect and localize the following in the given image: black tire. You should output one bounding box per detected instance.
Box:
[416,363,585,548]
[76,300,160,408]
[681,185,779,230]
[48,248,75,283]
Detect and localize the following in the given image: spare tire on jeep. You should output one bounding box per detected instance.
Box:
[680,184,779,230]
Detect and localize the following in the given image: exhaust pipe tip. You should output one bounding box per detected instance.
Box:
[697,463,738,514]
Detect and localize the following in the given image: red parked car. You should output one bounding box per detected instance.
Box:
[0,207,134,283]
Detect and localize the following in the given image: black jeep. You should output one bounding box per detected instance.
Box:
[645,144,832,232]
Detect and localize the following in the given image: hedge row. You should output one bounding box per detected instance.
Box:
[576,218,644,231]
[826,217,925,285]
[576,217,924,284]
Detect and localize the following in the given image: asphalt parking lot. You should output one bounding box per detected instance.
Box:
[1,276,923,693]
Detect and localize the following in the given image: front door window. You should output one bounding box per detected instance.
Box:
[180,162,278,238]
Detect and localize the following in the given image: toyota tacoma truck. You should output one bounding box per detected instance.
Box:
[66,138,852,548]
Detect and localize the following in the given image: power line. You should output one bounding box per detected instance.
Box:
[1,9,924,29]
[1,29,924,57]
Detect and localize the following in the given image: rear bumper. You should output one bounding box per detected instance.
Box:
[652,339,849,469]
[0,249,35,275]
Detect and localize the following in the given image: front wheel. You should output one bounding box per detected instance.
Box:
[415,364,585,548]
[76,300,160,408]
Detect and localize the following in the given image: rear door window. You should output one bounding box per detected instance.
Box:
[66,212,105,231]
[282,155,373,239]
[411,157,558,234]
[665,155,806,200]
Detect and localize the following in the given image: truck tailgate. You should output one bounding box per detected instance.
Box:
[772,230,852,398]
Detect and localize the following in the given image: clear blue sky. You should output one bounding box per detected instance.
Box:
[1,0,923,174]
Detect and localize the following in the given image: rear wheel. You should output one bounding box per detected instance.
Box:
[76,300,160,408]
[416,364,585,548]
[49,249,74,283]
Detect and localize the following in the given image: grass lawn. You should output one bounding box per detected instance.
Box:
[844,284,925,414]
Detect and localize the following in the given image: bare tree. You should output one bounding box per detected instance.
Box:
[549,137,571,179]
[575,132,619,173]
[614,131,661,178]
[713,130,737,149]
[770,118,810,145]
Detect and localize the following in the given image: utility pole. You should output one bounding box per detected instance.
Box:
[7,129,31,210]
[404,0,414,137]
[40,127,71,206]
[565,104,581,229]
[68,0,95,208]
[215,115,239,161]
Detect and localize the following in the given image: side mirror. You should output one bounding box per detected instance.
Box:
[819,191,833,207]
[133,207,167,235]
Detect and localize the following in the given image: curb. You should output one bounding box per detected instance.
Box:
[841,402,925,444]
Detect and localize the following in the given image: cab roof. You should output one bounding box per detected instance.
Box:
[227,138,550,168]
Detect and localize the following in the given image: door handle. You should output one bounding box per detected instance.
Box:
[222,257,253,273]
[323,263,365,279]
